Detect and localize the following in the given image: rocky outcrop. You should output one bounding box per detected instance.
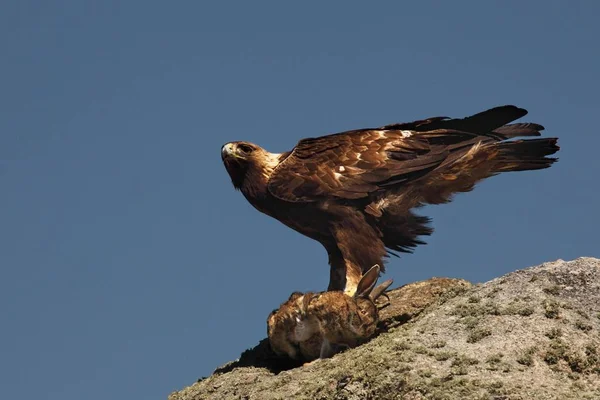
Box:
[170,258,600,400]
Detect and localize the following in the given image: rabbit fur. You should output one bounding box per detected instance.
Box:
[267,265,392,361]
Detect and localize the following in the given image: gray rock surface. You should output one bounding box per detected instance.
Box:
[170,258,600,400]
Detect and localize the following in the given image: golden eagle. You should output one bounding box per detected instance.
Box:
[221,106,559,295]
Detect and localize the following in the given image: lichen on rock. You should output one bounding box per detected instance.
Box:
[170,258,600,400]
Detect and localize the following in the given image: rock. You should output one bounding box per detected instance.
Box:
[378,277,472,325]
[169,258,600,400]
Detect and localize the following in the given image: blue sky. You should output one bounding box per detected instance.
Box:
[1,2,599,399]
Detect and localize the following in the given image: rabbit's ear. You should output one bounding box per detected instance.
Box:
[369,279,393,301]
[354,265,381,298]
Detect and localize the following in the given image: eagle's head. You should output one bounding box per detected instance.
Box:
[221,141,283,192]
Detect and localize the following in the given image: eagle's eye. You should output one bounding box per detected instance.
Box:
[237,144,254,155]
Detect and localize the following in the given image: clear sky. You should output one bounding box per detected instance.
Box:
[1,2,599,399]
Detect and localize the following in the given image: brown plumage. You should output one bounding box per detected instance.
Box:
[221,105,559,294]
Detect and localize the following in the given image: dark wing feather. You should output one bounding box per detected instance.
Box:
[380,105,527,134]
[267,130,448,202]
[267,105,552,204]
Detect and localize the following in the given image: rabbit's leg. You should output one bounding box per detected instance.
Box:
[319,339,350,358]
[319,338,335,359]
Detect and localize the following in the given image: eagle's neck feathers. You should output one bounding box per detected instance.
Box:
[240,151,282,201]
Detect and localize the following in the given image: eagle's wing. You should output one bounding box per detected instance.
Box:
[268,105,538,203]
[267,129,449,202]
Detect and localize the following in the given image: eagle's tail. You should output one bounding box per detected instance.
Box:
[492,138,559,173]
[371,106,559,259]
[377,137,558,259]
[491,122,545,139]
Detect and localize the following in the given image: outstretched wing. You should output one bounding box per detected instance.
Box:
[267,105,540,203]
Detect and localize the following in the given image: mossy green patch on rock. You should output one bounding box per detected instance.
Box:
[543,285,561,296]
[516,346,537,366]
[545,327,563,339]
[466,327,492,343]
[543,299,561,319]
[575,320,593,332]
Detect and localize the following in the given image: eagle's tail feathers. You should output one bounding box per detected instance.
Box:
[492,138,559,173]
[492,123,544,139]
[385,137,559,208]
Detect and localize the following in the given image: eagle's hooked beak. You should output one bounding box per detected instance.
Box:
[221,143,237,160]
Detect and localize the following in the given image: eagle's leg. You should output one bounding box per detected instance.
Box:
[327,248,346,292]
[326,259,361,296]
[326,249,362,296]
[328,215,387,296]
[327,266,346,292]
[342,261,362,297]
